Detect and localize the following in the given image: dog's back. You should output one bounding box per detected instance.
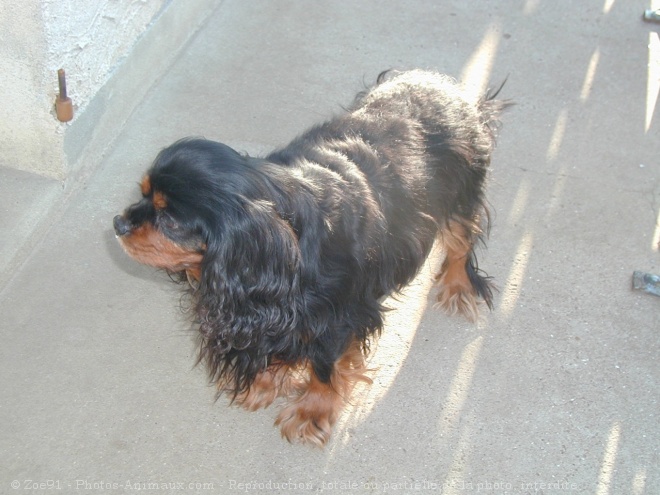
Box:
[351,69,504,214]
[267,70,506,300]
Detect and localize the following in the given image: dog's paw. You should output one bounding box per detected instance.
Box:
[232,365,300,411]
[234,385,280,411]
[435,277,480,322]
[275,400,334,447]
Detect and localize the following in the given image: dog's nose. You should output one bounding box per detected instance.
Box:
[113,215,132,236]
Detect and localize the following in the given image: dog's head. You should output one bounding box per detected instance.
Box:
[113,138,303,390]
[113,139,220,280]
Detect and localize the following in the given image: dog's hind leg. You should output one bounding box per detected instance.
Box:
[275,339,371,447]
[435,219,493,321]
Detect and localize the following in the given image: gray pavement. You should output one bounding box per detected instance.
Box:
[1,1,658,494]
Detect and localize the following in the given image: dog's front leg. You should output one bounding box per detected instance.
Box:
[275,339,371,447]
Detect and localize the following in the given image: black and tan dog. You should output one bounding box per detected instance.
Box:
[113,70,508,446]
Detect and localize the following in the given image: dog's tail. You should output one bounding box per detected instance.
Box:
[479,76,514,133]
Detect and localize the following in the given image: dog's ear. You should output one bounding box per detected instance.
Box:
[196,199,302,352]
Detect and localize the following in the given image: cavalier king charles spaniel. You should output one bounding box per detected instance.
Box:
[113,70,508,446]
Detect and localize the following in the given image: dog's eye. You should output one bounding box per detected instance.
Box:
[164,219,180,230]
[157,213,180,231]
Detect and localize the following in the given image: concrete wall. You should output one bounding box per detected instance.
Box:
[0,0,221,179]
[1,1,61,177]
[42,0,171,112]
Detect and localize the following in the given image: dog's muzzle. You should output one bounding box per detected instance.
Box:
[113,215,132,237]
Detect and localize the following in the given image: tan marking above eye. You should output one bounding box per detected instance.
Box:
[140,176,152,196]
[153,191,167,209]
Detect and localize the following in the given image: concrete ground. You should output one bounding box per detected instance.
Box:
[1,1,658,494]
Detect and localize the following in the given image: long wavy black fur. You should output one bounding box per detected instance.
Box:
[141,70,509,395]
